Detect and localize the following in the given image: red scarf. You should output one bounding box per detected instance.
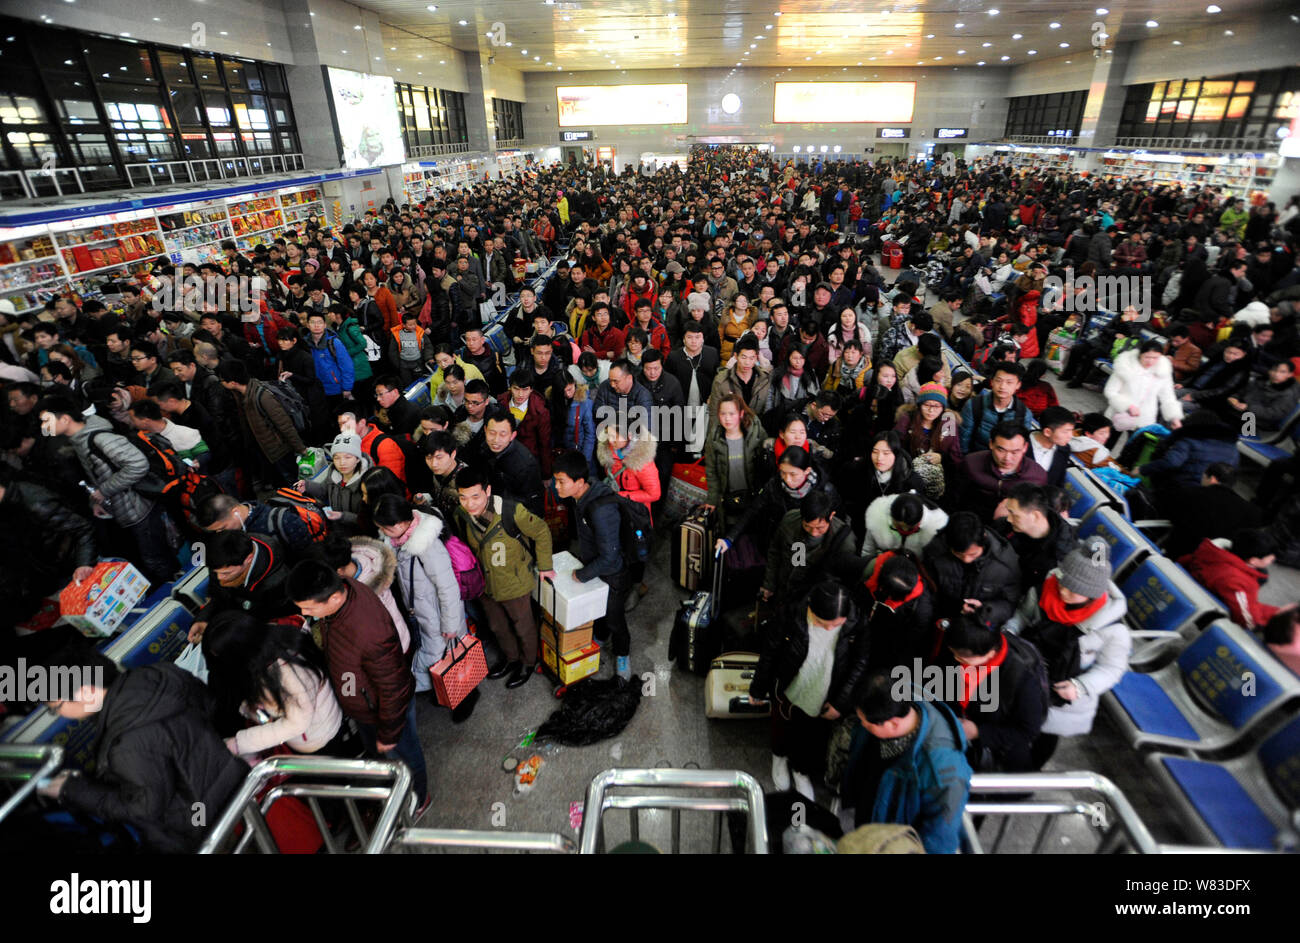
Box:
[773,438,810,462]
[1038,574,1107,625]
[958,635,1008,711]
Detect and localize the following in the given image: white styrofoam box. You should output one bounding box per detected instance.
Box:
[534,551,609,628]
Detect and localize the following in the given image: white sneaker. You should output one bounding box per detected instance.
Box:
[771,754,792,791]
[792,771,815,802]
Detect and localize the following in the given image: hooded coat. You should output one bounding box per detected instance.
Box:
[861,494,950,560]
[304,452,372,530]
[384,510,468,692]
[70,415,155,527]
[1005,578,1131,736]
[60,663,247,853]
[596,425,661,522]
[1104,348,1184,430]
[349,535,410,653]
[1178,537,1281,631]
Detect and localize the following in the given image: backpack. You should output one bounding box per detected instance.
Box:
[126,430,224,522]
[425,507,485,601]
[86,430,170,498]
[1019,618,1083,706]
[582,492,652,565]
[254,380,311,436]
[265,487,330,542]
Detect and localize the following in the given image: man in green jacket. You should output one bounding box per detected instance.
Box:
[454,465,554,689]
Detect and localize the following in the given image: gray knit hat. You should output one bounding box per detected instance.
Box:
[1058,537,1111,599]
[330,433,364,461]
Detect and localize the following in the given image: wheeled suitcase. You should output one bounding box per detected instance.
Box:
[705,652,769,719]
[672,506,715,590]
[667,547,724,675]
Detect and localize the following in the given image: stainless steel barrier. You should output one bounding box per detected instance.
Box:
[963,771,1160,854]
[389,828,575,854]
[579,768,769,854]
[198,755,412,855]
[0,744,64,825]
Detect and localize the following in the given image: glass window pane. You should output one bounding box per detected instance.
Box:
[0,94,47,125]
[222,60,248,92]
[191,57,220,85]
[1194,97,1227,122]
[262,64,286,94]
[204,90,230,126]
[169,87,201,125]
[158,51,193,87]
[84,38,155,83]
[413,89,430,130]
[179,130,210,158]
[1202,81,1233,97]
[1227,95,1251,120]
[1182,81,1200,98]
[270,97,291,126]
[1234,80,1256,94]
[1151,82,1166,100]
[1165,81,1182,99]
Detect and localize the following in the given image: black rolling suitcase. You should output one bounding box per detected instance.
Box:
[667,547,724,675]
[672,506,715,590]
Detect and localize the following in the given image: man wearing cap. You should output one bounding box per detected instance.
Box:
[841,672,972,854]
[1005,537,1131,769]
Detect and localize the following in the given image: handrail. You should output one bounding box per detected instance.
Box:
[579,767,769,854]
[0,744,64,825]
[198,754,412,855]
[389,828,576,854]
[964,771,1160,854]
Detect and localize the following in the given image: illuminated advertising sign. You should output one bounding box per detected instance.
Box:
[773,82,916,123]
[557,85,687,126]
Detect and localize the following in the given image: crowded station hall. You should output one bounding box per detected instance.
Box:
[0,0,1298,861]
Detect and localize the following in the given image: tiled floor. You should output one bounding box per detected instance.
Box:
[406,260,1297,852]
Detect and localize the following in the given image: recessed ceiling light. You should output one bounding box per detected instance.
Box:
[1224,29,1234,35]
[905,42,912,47]
[416,54,422,58]
[1000,54,1010,60]
[765,24,773,29]
[505,41,512,46]
[1012,33,1022,39]
[354,24,362,30]
[774,10,782,15]
[119,31,130,36]
[805,56,811,60]
[1059,42,1069,47]
[1206,4,1221,11]
[340,49,346,53]
[977,60,985,65]
[982,42,992,46]
[521,49,527,53]
[955,21,965,28]
[988,8,999,15]
[1050,22,1061,29]
[750,43,756,48]
[220,30,228,35]
[390,46,397,51]
[1145,20,1158,27]
[1096,7,1108,13]
[926,33,935,38]
[886,49,893,54]
[1172,40,1182,45]
[534,55,540,60]
[934,55,942,60]
[458,19,467,25]
[577,27,584,32]
[1028,49,1037,55]
[441,59,447,64]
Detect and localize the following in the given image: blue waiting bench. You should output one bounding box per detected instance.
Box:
[1121,555,1228,670]
[1237,400,1300,468]
[1105,620,1300,756]
[1146,712,1300,850]
[1077,507,1162,581]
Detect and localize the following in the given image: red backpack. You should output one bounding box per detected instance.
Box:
[266,487,330,542]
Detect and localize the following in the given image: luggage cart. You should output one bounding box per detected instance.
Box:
[0,744,63,825]
[536,573,602,698]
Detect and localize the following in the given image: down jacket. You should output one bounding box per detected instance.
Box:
[385,510,467,693]
[596,426,661,523]
[861,494,949,559]
[70,415,155,527]
[1006,579,1131,737]
[1103,348,1184,430]
[922,526,1023,627]
[349,536,410,653]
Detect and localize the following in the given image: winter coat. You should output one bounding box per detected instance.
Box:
[1241,376,1300,432]
[842,699,971,854]
[0,479,97,582]
[830,550,935,677]
[861,494,949,559]
[1140,421,1239,490]
[69,415,155,527]
[316,577,412,744]
[456,494,553,602]
[385,511,467,693]
[573,480,626,580]
[558,386,598,474]
[196,536,294,623]
[959,391,1031,455]
[762,510,856,599]
[336,317,374,383]
[60,664,247,853]
[894,406,963,469]
[239,378,306,463]
[749,591,870,717]
[596,427,660,523]
[703,421,766,522]
[1006,514,1078,593]
[718,307,756,363]
[304,455,371,530]
[498,389,553,477]
[922,526,1023,626]
[1104,349,1184,429]
[485,439,544,517]
[349,536,409,653]
[305,330,356,396]
[592,376,654,431]
[957,450,1049,524]
[1178,538,1281,631]
[708,363,773,418]
[580,323,627,361]
[1006,580,1131,736]
[727,464,842,546]
[826,321,873,364]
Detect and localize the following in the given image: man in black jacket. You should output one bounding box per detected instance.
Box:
[922,511,1023,627]
[482,413,544,515]
[37,644,247,853]
[665,323,719,423]
[1003,483,1078,593]
[1165,462,1264,558]
[637,348,685,514]
[934,615,1048,773]
[190,530,294,641]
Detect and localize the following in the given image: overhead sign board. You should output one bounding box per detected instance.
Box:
[876,127,910,139]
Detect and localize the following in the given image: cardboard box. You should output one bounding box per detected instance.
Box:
[58,561,150,638]
[534,551,608,628]
[540,614,593,655]
[541,640,600,685]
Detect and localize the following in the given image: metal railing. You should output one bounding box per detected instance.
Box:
[963,771,1160,854]
[123,152,307,189]
[1007,134,1077,145]
[408,143,472,159]
[579,767,769,854]
[198,754,412,855]
[389,828,576,854]
[1113,135,1273,152]
[0,744,64,825]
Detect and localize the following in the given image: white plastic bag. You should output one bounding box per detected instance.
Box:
[175,643,209,684]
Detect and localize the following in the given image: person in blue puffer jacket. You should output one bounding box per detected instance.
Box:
[841,673,973,855]
[304,311,356,409]
[1138,409,1239,493]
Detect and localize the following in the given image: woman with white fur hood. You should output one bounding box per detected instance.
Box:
[372,494,475,721]
[1103,339,1184,442]
[1005,537,1131,769]
[860,492,948,560]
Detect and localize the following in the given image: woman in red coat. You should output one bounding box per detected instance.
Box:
[597,421,660,600]
[1015,289,1041,359]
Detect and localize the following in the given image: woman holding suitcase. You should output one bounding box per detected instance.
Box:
[748,581,869,801]
[703,393,765,538]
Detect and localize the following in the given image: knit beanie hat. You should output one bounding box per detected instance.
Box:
[916,382,948,409]
[687,290,711,312]
[1058,537,1111,599]
[330,433,364,461]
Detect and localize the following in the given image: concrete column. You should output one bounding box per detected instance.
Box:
[461,51,497,159]
[1074,40,1134,173]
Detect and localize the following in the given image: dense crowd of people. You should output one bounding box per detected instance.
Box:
[2,142,1298,853]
